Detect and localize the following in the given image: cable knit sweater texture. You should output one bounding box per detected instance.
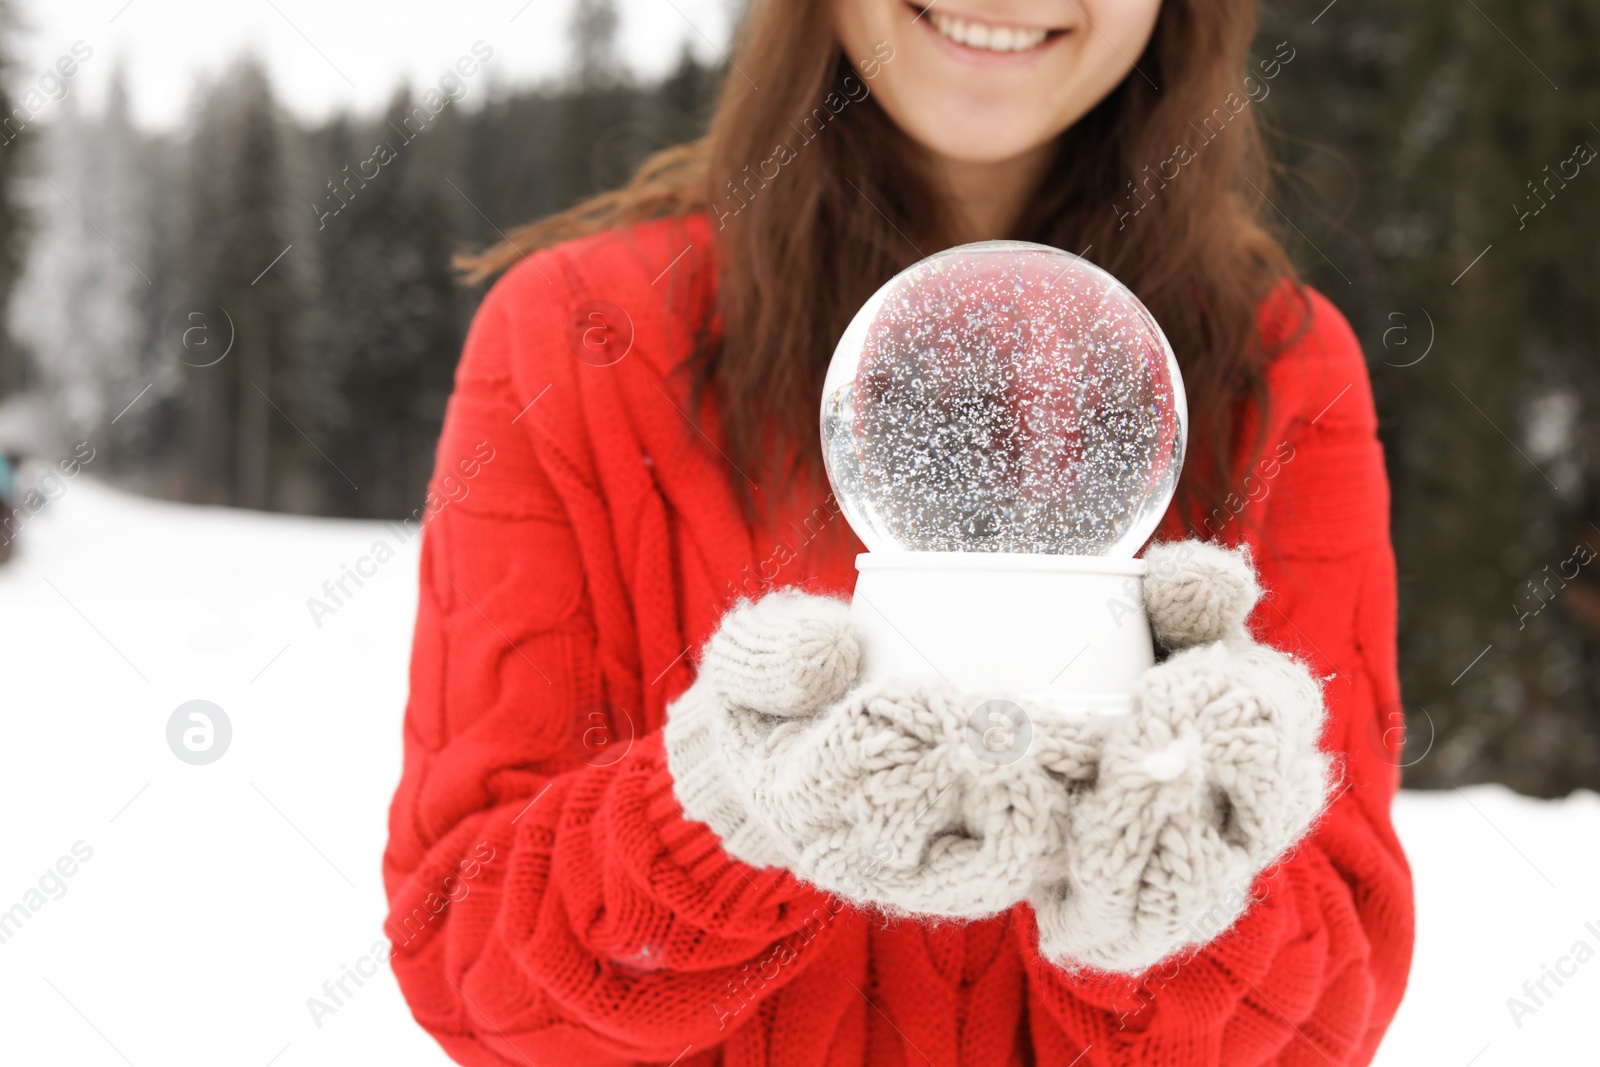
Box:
[383,214,1415,1067]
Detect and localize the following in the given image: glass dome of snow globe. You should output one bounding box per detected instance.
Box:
[821,241,1187,558]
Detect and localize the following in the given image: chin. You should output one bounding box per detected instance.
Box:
[888,82,1066,165]
[905,116,1053,167]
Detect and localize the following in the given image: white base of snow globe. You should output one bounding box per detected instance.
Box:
[849,552,1152,718]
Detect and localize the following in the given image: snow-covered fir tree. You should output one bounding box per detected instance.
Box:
[8,77,160,445]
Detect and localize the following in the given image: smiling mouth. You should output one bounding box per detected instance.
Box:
[908,3,1068,53]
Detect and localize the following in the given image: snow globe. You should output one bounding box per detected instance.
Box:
[821,241,1186,715]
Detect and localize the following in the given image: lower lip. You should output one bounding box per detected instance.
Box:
[910,7,1065,67]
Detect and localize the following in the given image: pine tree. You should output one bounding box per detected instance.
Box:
[0,0,29,400]
[176,58,298,509]
[299,92,459,517]
[1258,0,1600,793]
[460,88,559,248]
[654,42,717,146]
[555,0,636,209]
[570,0,621,89]
[0,15,724,522]
[8,78,155,446]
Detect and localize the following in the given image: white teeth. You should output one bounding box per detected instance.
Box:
[928,11,1049,52]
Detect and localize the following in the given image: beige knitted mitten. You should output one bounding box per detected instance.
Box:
[664,590,1080,919]
[664,541,1330,966]
[1029,540,1333,974]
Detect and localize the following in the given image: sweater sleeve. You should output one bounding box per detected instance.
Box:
[1017,288,1415,1066]
[382,265,840,1066]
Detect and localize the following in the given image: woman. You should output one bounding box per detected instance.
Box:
[384,0,1414,1063]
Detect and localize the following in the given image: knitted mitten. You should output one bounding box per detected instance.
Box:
[664,590,1076,919]
[1029,540,1333,974]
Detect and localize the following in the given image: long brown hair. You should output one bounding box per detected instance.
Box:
[461,0,1302,529]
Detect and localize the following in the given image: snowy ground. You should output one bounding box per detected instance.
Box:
[0,479,1595,1066]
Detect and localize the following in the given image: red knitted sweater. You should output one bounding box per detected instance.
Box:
[383,214,1414,1067]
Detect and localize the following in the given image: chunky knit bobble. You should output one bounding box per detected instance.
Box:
[1028,543,1333,974]
[666,591,868,872]
[671,591,1071,918]
[701,591,862,717]
[1143,541,1262,650]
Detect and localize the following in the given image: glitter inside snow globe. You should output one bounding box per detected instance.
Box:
[821,241,1187,715]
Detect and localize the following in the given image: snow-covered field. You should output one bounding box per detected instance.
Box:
[0,479,1595,1065]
